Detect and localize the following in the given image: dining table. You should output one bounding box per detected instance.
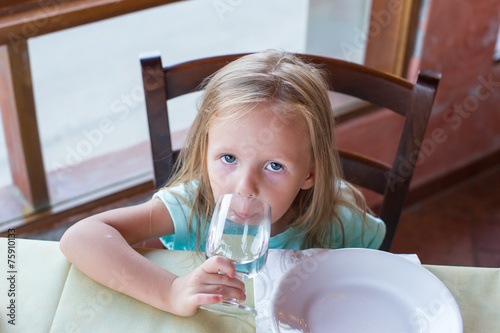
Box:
[0,237,498,332]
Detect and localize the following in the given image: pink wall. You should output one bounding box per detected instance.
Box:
[337,0,500,194]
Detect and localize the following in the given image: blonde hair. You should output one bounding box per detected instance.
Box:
[166,49,368,249]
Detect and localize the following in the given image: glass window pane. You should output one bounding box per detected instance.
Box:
[0,105,12,188]
[28,0,373,205]
[0,104,21,225]
[306,0,372,64]
[28,0,309,204]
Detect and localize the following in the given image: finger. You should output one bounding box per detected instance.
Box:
[202,256,237,278]
[194,293,224,306]
[202,270,246,291]
[196,283,246,302]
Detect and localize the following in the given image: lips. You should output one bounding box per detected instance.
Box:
[231,209,258,222]
[223,194,269,225]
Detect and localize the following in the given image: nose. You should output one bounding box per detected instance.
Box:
[235,167,259,197]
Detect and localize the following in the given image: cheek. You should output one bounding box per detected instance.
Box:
[268,193,295,222]
[270,183,304,220]
[207,161,233,192]
[264,171,281,184]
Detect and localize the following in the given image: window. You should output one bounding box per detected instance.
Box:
[0,0,421,233]
[29,0,308,206]
[306,0,372,64]
[0,104,25,225]
[0,106,11,188]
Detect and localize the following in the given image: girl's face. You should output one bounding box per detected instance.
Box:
[206,106,315,236]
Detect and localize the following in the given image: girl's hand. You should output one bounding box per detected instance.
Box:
[168,256,246,316]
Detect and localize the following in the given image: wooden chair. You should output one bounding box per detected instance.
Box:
[140,51,440,251]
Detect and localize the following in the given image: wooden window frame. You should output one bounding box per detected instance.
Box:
[0,0,420,236]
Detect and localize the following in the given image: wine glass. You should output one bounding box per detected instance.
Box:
[201,193,271,316]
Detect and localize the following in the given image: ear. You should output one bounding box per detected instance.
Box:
[300,165,315,190]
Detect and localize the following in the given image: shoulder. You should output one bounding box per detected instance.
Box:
[154,181,202,250]
[154,180,198,204]
[334,205,385,249]
[333,181,386,249]
[153,180,199,224]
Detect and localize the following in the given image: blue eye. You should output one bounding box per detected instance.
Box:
[221,154,237,164]
[266,162,283,172]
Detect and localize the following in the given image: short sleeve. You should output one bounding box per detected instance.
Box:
[152,182,201,250]
[333,181,386,249]
[334,205,386,249]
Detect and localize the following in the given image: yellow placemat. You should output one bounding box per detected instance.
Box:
[0,238,71,332]
[49,248,255,332]
[425,264,500,333]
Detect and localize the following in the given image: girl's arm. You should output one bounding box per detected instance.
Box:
[59,198,246,316]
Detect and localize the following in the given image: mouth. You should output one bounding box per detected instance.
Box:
[231,209,257,222]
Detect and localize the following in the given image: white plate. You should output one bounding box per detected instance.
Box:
[270,248,463,333]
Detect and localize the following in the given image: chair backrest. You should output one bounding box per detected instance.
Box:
[140,51,440,251]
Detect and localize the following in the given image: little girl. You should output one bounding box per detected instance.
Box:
[60,49,385,317]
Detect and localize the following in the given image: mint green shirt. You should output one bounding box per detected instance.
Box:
[154,182,385,251]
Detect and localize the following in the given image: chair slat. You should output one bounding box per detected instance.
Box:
[339,150,391,195]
